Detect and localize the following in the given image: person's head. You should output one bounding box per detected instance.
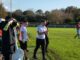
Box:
[5,16,11,21]
[20,16,28,26]
[40,19,46,26]
[22,21,28,27]
[44,20,49,26]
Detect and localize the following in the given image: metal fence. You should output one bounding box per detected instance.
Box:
[28,22,75,28]
[48,24,75,28]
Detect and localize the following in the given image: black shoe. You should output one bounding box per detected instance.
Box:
[43,58,47,60]
[33,57,38,59]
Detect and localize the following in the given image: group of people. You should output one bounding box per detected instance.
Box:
[0,16,49,60]
[1,15,80,60]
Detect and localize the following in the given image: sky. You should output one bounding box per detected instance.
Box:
[1,0,80,12]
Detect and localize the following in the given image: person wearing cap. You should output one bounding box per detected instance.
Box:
[0,16,17,60]
[33,20,47,60]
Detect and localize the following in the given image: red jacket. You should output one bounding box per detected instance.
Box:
[0,29,2,37]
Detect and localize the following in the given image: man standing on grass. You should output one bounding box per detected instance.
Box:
[33,20,47,60]
[74,21,80,38]
[44,20,49,52]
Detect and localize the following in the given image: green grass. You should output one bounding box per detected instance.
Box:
[26,27,80,60]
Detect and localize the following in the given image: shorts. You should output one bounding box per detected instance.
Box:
[19,40,27,50]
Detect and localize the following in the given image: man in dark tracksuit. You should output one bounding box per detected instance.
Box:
[44,20,49,52]
[33,20,47,60]
[0,16,17,60]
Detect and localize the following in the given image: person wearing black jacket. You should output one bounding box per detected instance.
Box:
[44,20,49,52]
[0,16,17,60]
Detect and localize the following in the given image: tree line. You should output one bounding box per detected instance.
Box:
[0,4,80,24]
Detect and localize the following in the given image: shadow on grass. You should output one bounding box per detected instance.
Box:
[47,48,61,60]
[46,53,53,60]
[27,46,61,60]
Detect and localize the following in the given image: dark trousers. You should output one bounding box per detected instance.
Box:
[2,44,15,60]
[3,53,12,60]
[19,41,27,50]
[74,29,80,38]
[33,38,46,60]
[45,35,49,51]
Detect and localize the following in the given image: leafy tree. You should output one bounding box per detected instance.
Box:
[23,10,34,16]
[12,9,23,21]
[36,9,44,16]
[48,10,65,24]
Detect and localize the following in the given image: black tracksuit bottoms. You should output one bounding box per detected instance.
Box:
[33,38,46,59]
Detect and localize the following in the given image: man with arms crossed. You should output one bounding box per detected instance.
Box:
[33,20,47,60]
